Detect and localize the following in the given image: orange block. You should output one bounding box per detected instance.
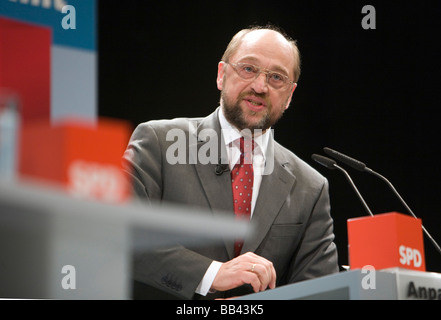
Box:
[347,212,425,271]
[18,118,132,203]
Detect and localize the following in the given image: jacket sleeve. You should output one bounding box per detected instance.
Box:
[122,122,214,299]
[122,122,163,203]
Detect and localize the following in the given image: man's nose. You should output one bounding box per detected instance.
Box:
[251,72,269,94]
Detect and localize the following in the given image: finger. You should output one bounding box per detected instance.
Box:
[240,252,265,262]
[241,254,276,290]
[251,263,274,291]
[243,252,274,272]
[248,264,268,291]
[242,270,261,293]
[255,259,276,289]
[234,252,277,290]
[269,265,276,289]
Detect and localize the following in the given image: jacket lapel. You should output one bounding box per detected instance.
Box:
[191,109,237,258]
[191,108,234,214]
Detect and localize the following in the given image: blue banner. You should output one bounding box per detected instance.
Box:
[0,0,96,51]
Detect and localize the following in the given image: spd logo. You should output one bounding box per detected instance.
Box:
[67,160,127,203]
[399,245,423,268]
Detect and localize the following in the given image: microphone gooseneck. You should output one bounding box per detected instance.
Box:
[323,147,366,171]
[312,154,374,217]
[323,147,441,256]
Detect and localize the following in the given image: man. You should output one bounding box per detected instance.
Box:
[123,25,339,300]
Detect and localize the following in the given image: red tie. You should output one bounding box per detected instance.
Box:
[231,137,254,257]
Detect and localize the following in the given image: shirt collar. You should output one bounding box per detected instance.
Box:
[218,106,271,159]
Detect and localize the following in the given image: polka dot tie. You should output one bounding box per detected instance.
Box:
[231,137,254,257]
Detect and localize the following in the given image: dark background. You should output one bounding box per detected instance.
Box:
[98,0,441,273]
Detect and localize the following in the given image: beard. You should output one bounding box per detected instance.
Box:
[220,89,286,132]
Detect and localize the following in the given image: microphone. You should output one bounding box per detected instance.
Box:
[311,154,374,217]
[323,147,416,216]
[215,159,229,176]
[323,147,441,256]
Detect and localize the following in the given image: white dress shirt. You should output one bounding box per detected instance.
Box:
[195,107,272,296]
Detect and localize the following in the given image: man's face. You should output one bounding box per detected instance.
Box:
[217,30,297,132]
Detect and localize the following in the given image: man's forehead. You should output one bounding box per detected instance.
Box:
[232,29,295,74]
[242,29,290,45]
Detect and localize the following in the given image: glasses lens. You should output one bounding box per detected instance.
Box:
[236,63,259,79]
[267,73,286,89]
[231,63,290,89]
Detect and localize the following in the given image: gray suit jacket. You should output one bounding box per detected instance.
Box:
[122,107,338,299]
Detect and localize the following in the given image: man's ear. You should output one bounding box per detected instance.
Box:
[285,83,297,110]
[217,61,226,90]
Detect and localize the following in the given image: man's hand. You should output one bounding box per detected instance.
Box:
[211,252,276,293]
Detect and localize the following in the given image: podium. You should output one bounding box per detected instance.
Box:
[238,211,441,300]
[237,268,441,300]
[0,179,250,299]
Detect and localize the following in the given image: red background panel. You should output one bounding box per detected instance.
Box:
[0,17,51,124]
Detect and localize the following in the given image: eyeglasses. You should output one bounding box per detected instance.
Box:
[225,61,295,90]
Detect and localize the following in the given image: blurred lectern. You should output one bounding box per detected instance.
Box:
[0,180,249,299]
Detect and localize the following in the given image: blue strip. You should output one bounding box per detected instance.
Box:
[0,0,96,51]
